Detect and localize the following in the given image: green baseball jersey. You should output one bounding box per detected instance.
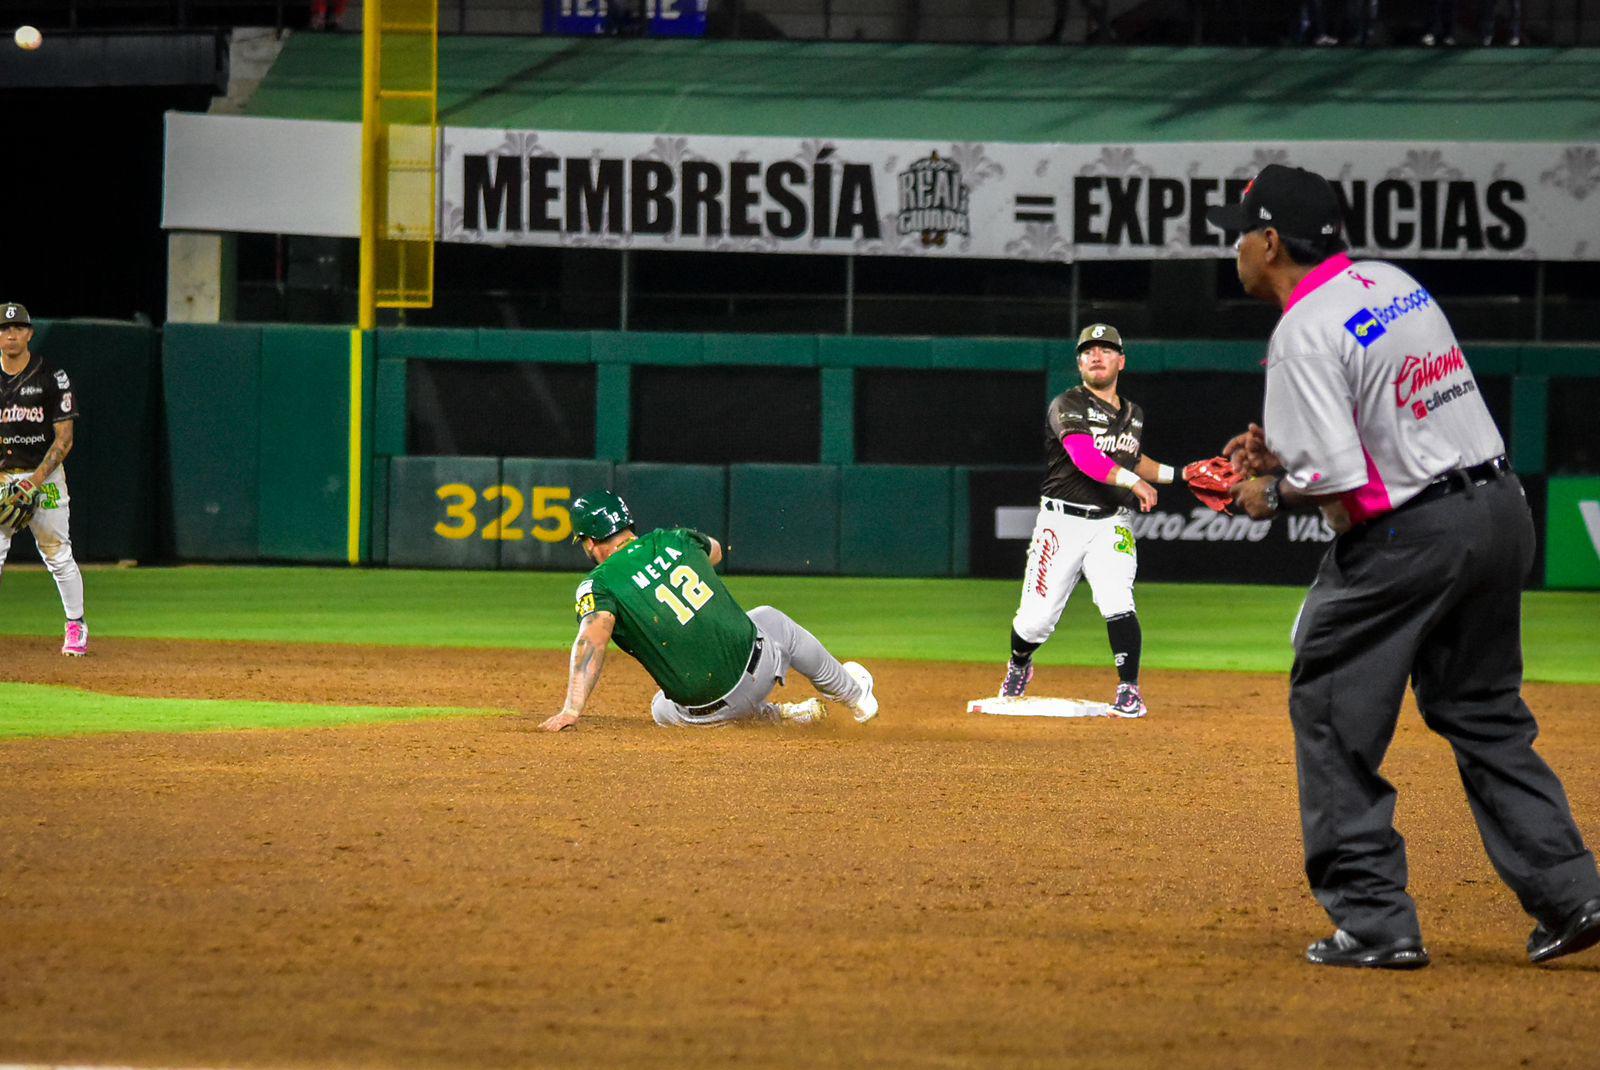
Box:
[575,528,755,707]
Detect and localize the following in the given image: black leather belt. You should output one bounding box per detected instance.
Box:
[682,635,765,715]
[1393,455,1511,516]
[1042,497,1116,520]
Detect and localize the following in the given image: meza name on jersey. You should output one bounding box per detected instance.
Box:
[628,544,685,588]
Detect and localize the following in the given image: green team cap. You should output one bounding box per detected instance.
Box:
[570,490,633,542]
[1076,323,1123,352]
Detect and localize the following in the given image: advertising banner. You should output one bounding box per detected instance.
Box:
[542,0,707,38]
[966,468,1337,584]
[440,128,1600,261]
[1545,477,1600,589]
[164,114,1600,261]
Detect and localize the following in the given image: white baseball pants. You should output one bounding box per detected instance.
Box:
[0,467,85,620]
[1011,502,1137,645]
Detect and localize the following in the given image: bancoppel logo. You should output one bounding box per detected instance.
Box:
[0,405,44,422]
[1087,409,1110,424]
[1373,287,1433,325]
[896,151,970,248]
[1344,309,1387,347]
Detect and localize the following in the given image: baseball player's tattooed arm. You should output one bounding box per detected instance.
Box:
[30,419,73,484]
[538,610,617,732]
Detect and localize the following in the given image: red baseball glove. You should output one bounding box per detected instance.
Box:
[1181,456,1242,514]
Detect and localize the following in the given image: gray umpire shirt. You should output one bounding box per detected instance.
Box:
[1262,253,1505,524]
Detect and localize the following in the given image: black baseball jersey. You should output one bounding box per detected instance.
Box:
[0,353,79,471]
[1040,385,1144,510]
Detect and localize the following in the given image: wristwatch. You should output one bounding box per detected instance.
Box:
[1261,476,1282,515]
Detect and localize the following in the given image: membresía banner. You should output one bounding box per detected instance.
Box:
[440,128,1600,261]
[161,114,1600,260]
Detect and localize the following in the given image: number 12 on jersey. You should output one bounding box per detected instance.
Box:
[655,565,714,624]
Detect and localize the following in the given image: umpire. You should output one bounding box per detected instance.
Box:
[1212,164,1600,969]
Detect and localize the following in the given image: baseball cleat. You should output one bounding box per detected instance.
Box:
[999,659,1034,698]
[1306,929,1430,970]
[776,698,828,726]
[1109,682,1146,718]
[841,662,878,723]
[61,619,88,657]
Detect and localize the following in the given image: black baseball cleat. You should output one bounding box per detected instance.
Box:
[1305,929,1430,970]
[1528,896,1600,964]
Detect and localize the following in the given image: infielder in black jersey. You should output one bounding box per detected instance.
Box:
[1000,323,1180,717]
[0,303,87,655]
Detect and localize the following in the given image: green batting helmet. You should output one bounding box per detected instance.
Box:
[570,490,633,542]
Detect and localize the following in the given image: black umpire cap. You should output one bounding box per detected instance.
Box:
[1,302,30,327]
[1206,164,1342,243]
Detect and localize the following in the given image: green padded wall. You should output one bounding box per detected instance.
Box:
[498,458,614,570]
[726,465,839,575]
[614,464,727,541]
[163,323,263,560]
[257,327,352,561]
[28,321,160,562]
[386,456,501,569]
[839,466,954,577]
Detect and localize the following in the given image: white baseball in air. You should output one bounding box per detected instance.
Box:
[14,25,42,50]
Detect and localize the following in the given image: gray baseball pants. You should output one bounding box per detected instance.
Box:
[1290,474,1600,944]
[650,605,860,727]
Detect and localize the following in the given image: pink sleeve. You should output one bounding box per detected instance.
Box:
[1063,433,1117,481]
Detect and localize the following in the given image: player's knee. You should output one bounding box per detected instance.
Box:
[1011,612,1054,646]
[1093,593,1135,618]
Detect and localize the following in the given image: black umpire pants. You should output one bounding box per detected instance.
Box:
[1290,474,1600,944]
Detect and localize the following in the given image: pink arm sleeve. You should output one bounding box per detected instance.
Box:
[1063,433,1118,482]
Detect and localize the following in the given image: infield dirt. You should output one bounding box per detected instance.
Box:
[3,637,1600,1069]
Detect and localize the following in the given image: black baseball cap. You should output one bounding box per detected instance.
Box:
[1206,164,1342,242]
[1,302,30,327]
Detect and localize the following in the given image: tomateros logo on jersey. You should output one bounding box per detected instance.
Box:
[1094,431,1140,455]
[0,404,44,422]
[1393,346,1467,407]
[1344,309,1386,347]
[897,151,970,247]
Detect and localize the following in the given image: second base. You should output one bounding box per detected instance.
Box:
[967,696,1111,718]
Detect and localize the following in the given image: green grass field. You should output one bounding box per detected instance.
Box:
[1,566,1595,737]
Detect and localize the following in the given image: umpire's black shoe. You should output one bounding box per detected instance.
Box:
[1306,929,1430,970]
[1528,896,1600,964]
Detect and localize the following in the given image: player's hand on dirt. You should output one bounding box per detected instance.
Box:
[1132,480,1158,512]
[1233,476,1279,519]
[538,710,580,732]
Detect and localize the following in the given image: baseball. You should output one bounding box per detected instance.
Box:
[15,25,42,50]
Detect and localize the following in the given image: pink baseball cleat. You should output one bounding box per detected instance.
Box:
[62,619,88,656]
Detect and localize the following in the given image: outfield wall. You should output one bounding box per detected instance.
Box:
[20,321,1600,587]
